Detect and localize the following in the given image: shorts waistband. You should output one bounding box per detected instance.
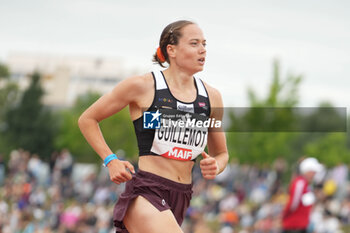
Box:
[137,169,193,191]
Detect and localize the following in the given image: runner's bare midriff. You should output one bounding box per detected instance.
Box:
[138,155,194,184]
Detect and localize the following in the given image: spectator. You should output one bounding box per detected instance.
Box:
[282,157,323,233]
[0,149,349,232]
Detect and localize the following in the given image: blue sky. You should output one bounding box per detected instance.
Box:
[1,0,349,107]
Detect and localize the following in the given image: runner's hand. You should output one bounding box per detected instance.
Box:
[107,159,135,184]
[200,151,219,180]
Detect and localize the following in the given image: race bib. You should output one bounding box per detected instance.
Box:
[150,109,209,161]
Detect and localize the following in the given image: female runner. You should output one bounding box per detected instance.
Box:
[78,20,229,233]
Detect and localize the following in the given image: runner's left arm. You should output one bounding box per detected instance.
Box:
[200,86,229,179]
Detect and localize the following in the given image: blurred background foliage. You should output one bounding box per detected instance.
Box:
[0,60,349,169]
[54,91,137,163]
[227,60,349,168]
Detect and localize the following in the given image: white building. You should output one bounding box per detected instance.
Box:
[5,52,135,107]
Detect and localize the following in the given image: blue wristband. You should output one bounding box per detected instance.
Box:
[103,153,118,167]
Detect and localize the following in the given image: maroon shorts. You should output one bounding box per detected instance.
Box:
[113,169,193,233]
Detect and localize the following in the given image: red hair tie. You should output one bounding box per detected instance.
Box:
[156,47,166,63]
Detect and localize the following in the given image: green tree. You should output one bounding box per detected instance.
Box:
[5,72,58,158]
[300,102,347,133]
[0,63,20,153]
[227,60,302,165]
[0,82,19,153]
[55,91,137,163]
[303,133,350,167]
[227,60,349,169]
[0,63,10,79]
[298,102,350,167]
[0,83,19,123]
[347,116,350,149]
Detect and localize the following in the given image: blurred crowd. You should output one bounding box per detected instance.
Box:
[0,149,349,233]
[183,159,350,233]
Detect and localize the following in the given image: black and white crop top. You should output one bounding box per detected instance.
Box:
[133,70,211,161]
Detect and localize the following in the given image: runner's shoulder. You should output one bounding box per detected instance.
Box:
[201,81,223,108]
[122,72,154,94]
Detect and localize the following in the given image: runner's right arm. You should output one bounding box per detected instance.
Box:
[78,75,149,184]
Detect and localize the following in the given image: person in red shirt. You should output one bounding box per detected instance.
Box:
[282,157,323,233]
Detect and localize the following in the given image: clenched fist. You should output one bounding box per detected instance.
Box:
[107,159,135,184]
[200,151,219,180]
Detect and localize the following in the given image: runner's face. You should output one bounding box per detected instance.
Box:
[172,24,206,73]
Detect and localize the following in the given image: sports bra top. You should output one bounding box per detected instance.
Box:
[132,70,211,161]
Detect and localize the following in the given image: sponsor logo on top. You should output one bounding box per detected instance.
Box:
[161,147,193,160]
